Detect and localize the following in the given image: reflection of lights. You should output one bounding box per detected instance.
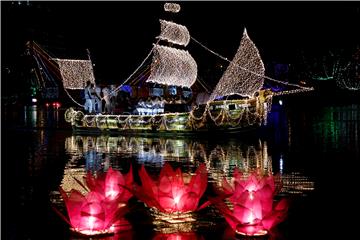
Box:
[280,172,315,195]
[153,232,201,240]
[63,135,314,197]
[151,208,198,234]
[279,155,283,175]
[279,100,283,105]
[32,98,37,103]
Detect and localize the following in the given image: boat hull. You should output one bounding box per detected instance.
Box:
[65,90,273,135]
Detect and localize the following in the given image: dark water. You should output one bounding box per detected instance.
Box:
[3,97,360,239]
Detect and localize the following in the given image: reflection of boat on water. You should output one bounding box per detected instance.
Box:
[64,134,314,195]
[55,2,275,135]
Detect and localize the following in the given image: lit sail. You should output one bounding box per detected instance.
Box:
[146,44,197,88]
[164,3,181,13]
[158,19,190,47]
[55,59,95,89]
[209,28,265,100]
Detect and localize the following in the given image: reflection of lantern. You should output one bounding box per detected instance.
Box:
[57,189,129,236]
[85,167,133,203]
[214,168,288,237]
[153,232,204,240]
[132,163,209,224]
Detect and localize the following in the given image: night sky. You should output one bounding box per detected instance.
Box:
[2,1,360,87]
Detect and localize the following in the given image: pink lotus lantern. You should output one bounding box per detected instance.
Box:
[132,163,209,223]
[54,167,134,236]
[214,168,288,237]
[84,166,133,203]
[56,188,129,236]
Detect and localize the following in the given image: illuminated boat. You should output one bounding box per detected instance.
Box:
[22,2,276,135]
[60,3,272,135]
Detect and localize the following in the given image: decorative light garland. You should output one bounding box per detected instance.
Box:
[54,59,95,90]
[336,49,360,90]
[164,2,181,13]
[158,19,190,47]
[146,44,197,88]
[65,91,271,133]
[209,28,265,100]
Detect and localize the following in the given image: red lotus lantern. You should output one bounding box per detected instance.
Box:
[56,188,129,236]
[214,168,288,237]
[84,166,133,203]
[132,163,209,220]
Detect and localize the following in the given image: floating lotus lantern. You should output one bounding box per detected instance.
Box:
[84,166,133,203]
[54,167,134,236]
[56,188,129,236]
[214,168,288,237]
[132,163,209,223]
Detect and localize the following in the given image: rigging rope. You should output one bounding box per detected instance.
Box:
[190,36,314,93]
[63,88,84,108]
[102,39,161,100]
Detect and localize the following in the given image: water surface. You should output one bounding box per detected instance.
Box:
[3,99,359,239]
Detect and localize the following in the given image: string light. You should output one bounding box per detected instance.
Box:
[146,44,197,88]
[164,2,181,13]
[210,28,265,100]
[55,59,95,89]
[158,19,190,46]
[65,91,271,132]
[336,49,360,90]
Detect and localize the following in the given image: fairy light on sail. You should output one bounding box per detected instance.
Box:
[158,19,190,46]
[210,28,265,100]
[55,59,95,89]
[146,45,197,88]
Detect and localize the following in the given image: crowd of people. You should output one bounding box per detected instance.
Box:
[83,81,192,115]
[83,80,118,114]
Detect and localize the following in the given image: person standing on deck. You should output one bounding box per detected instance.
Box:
[94,84,102,114]
[89,83,96,113]
[110,85,117,114]
[84,81,93,114]
[102,86,111,114]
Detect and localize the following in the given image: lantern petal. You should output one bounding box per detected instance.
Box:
[138,165,157,197]
[177,191,199,212]
[158,196,177,211]
[215,201,240,231]
[159,173,174,195]
[221,176,234,195]
[188,163,207,197]
[121,165,134,202]
[62,188,87,227]
[261,199,288,230]
[85,172,104,194]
